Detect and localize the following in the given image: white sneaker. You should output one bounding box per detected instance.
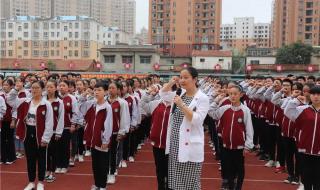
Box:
[55,168,62,174]
[69,159,75,167]
[137,145,142,150]
[24,182,35,190]
[36,182,44,190]
[128,156,135,163]
[74,155,79,161]
[275,161,280,168]
[297,183,304,190]
[209,143,214,148]
[107,175,116,184]
[78,155,84,162]
[114,170,118,176]
[60,168,68,174]
[85,150,91,157]
[5,161,14,165]
[121,160,127,168]
[91,185,97,190]
[265,160,275,168]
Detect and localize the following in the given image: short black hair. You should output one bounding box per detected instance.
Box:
[265,76,274,81]
[310,85,320,94]
[95,81,108,91]
[293,82,303,91]
[307,76,316,82]
[282,79,293,86]
[287,74,294,77]
[3,78,14,86]
[32,80,45,89]
[0,74,4,80]
[296,76,306,81]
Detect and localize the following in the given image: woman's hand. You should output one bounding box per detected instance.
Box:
[101,144,108,150]
[173,95,184,108]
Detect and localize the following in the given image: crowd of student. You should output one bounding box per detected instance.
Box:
[0,68,319,190]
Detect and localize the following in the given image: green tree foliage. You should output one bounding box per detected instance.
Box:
[276,42,314,64]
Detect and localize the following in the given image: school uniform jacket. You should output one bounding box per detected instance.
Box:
[0,96,7,128]
[284,98,320,156]
[0,89,18,123]
[123,94,139,128]
[61,94,81,128]
[82,100,113,151]
[48,98,64,137]
[141,93,171,149]
[159,88,209,163]
[107,97,130,135]
[15,98,54,145]
[208,103,254,150]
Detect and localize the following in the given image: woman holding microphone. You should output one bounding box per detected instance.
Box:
[159,67,209,190]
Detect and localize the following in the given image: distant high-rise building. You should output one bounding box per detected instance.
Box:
[149,0,222,57]
[0,0,136,35]
[220,17,271,52]
[271,0,320,48]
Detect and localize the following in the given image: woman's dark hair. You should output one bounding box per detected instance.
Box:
[3,79,14,86]
[16,76,25,83]
[310,85,320,94]
[95,81,108,91]
[274,78,283,84]
[47,79,60,99]
[231,85,244,93]
[126,79,134,87]
[60,80,70,86]
[76,79,85,85]
[293,82,303,91]
[109,81,123,90]
[0,74,4,80]
[32,80,45,89]
[182,67,198,79]
[266,76,274,81]
[69,80,76,88]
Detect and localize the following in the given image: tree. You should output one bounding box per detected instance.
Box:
[276,42,314,64]
[47,60,56,70]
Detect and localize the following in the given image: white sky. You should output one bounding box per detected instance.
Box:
[135,0,273,32]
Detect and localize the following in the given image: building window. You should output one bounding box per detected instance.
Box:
[104,55,115,63]
[200,58,205,62]
[74,50,78,57]
[250,60,260,64]
[84,40,90,47]
[83,50,89,57]
[122,56,133,64]
[69,50,72,57]
[140,56,151,64]
[9,41,13,46]
[51,50,54,56]
[8,32,13,38]
[33,50,39,57]
[23,32,28,38]
[23,41,28,47]
[43,50,48,57]
[24,50,28,56]
[75,23,79,29]
[64,26,68,31]
[218,59,224,62]
[56,50,60,56]
[51,41,54,47]
[8,23,13,29]
[75,41,78,47]
[75,32,79,38]
[8,50,13,57]
[69,32,72,38]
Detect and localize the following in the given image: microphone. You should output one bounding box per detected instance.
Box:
[171,88,182,114]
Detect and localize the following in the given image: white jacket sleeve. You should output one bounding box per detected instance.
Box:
[70,95,81,125]
[119,99,131,135]
[159,89,176,103]
[271,91,284,106]
[284,98,306,122]
[263,87,274,101]
[208,103,230,121]
[42,102,54,143]
[130,97,139,127]
[243,106,254,149]
[102,103,113,145]
[55,100,65,137]
[0,96,6,120]
[141,94,160,116]
[190,95,210,127]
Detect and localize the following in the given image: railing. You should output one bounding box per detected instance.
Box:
[249,64,319,72]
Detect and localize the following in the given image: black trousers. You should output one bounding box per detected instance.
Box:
[219,137,226,179]
[92,148,109,188]
[222,148,245,190]
[276,127,285,166]
[47,135,58,172]
[56,129,71,168]
[255,118,267,152]
[152,147,168,190]
[108,134,119,175]
[71,129,78,158]
[267,124,277,161]
[24,125,47,182]
[77,127,85,155]
[252,115,259,146]
[1,121,16,163]
[123,130,136,160]
[283,137,300,177]
[300,154,320,190]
